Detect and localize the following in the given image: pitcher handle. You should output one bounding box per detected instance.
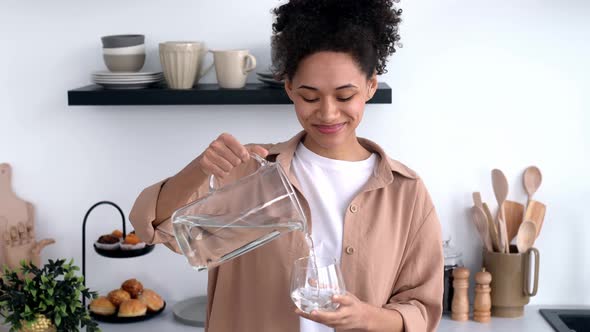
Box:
[208,153,268,192]
[524,247,540,296]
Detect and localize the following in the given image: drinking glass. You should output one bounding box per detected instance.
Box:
[290,256,346,313]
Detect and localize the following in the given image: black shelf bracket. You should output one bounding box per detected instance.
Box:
[81,201,126,307]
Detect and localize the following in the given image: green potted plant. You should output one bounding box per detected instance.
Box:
[0,259,100,332]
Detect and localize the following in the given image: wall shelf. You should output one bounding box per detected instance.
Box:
[67,83,392,106]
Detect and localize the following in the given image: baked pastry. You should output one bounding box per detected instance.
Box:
[98,234,119,244]
[120,233,146,250]
[107,289,131,306]
[95,234,120,250]
[117,299,147,317]
[138,289,164,312]
[123,233,141,245]
[111,229,123,239]
[89,296,116,316]
[121,278,144,298]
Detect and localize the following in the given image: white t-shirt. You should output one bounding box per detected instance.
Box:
[291,143,377,332]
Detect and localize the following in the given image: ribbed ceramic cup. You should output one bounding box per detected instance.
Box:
[161,41,213,87]
[159,42,202,89]
[482,245,540,318]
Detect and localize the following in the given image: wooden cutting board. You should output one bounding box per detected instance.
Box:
[0,163,35,267]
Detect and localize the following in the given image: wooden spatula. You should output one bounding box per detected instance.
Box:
[524,200,546,238]
[472,192,483,209]
[503,200,525,243]
[471,206,493,252]
[482,202,501,252]
[498,215,511,253]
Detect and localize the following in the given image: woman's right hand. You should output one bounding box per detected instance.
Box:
[197,133,269,178]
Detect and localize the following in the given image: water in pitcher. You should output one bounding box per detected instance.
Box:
[173,195,304,271]
[174,217,303,271]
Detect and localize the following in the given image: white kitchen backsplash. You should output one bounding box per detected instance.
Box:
[0,0,588,305]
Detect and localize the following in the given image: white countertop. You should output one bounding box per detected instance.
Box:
[438,305,561,332]
[2,304,585,331]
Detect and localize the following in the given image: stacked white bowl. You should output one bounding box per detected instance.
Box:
[101,34,146,72]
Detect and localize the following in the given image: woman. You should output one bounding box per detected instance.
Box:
[130,0,443,331]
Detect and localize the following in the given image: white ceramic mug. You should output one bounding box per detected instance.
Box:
[159,41,214,89]
[211,50,257,89]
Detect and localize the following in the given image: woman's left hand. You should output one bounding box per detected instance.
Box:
[295,292,374,331]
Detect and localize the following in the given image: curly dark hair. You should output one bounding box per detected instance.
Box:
[271,0,402,80]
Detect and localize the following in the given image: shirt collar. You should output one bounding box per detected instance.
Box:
[267,131,417,191]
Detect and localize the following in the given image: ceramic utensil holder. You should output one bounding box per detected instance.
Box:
[482,245,539,318]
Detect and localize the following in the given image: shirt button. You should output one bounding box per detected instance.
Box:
[345,246,355,255]
[349,204,359,213]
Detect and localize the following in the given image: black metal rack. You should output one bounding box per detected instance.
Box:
[81,201,154,307]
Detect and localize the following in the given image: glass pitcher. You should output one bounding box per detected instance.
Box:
[172,154,307,271]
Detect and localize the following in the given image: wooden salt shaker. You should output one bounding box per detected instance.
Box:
[451,267,470,321]
[473,267,492,323]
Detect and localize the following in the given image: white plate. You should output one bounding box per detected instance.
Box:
[93,80,162,85]
[92,77,162,83]
[92,73,162,78]
[93,77,162,82]
[92,71,162,77]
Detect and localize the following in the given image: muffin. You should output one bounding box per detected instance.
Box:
[120,233,145,250]
[111,229,123,239]
[121,278,143,298]
[95,234,120,250]
[89,296,116,316]
[107,289,131,306]
[138,289,164,312]
[118,299,147,317]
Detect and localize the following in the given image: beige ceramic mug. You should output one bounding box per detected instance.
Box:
[211,50,257,89]
[483,245,540,318]
[159,42,213,89]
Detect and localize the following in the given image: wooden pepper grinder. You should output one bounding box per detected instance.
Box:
[473,267,492,322]
[451,267,470,321]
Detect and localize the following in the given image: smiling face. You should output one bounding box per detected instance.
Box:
[285,51,378,160]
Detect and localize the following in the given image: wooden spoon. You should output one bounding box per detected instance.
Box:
[523,166,542,204]
[471,206,493,252]
[516,220,537,253]
[482,202,501,252]
[491,169,510,252]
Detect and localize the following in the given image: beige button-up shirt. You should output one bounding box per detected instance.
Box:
[129,132,443,332]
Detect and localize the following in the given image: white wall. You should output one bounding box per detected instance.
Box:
[1,0,588,305]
